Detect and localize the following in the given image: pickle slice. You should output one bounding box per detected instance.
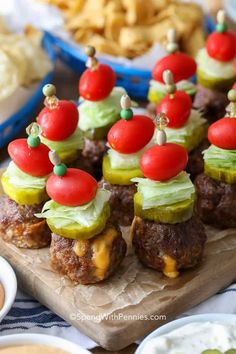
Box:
[147,88,166,104]
[134,192,195,224]
[84,122,114,140]
[197,68,235,92]
[103,155,143,185]
[201,351,222,354]
[183,124,207,152]
[47,203,110,240]
[205,163,236,184]
[59,149,80,165]
[1,175,48,205]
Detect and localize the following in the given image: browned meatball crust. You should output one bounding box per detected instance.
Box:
[82,138,107,179]
[0,195,51,248]
[131,216,206,275]
[100,179,136,226]
[193,85,227,123]
[195,173,236,229]
[50,223,127,284]
[187,139,209,180]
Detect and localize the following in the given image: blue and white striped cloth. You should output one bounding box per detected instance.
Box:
[1,284,236,350]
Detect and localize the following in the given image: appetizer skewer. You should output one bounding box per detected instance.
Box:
[157,69,208,178]
[194,10,236,123]
[131,114,206,278]
[78,46,126,178]
[195,89,236,229]
[37,84,84,166]
[36,151,126,284]
[148,28,197,105]
[102,94,155,226]
[0,123,53,248]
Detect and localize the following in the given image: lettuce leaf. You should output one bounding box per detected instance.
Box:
[35,188,111,227]
[149,79,196,94]
[197,48,235,79]
[40,127,84,152]
[132,172,195,209]
[3,162,47,189]
[78,87,126,131]
[203,144,236,169]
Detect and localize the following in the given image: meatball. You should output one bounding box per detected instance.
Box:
[0,195,51,248]
[193,85,227,123]
[195,173,236,228]
[82,138,107,180]
[131,216,206,277]
[50,223,127,284]
[100,179,136,226]
[187,139,209,180]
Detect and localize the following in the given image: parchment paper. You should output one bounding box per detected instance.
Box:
[4,224,236,322]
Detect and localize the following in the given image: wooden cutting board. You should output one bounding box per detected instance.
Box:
[1,169,236,351]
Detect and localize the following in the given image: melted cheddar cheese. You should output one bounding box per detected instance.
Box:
[73,239,89,257]
[92,228,118,280]
[162,254,179,279]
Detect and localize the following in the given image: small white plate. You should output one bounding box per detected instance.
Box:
[135,313,236,354]
[0,256,17,322]
[0,334,91,353]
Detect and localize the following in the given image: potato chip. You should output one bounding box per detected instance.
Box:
[0,49,21,101]
[41,0,206,58]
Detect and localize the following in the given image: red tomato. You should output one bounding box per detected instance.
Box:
[208,117,236,149]
[157,91,192,128]
[8,139,53,177]
[206,31,236,62]
[79,64,116,101]
[232,82,236,90]
[152,52,197,83]
[140,143,188,181]
[37,100,78,141]
[46,168,98,207]
[108,115,155,154]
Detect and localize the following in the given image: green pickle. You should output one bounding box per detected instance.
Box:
[183,124,207,152]
[84,122,114,140]
[47,203,110,240]
[58,149,80,165]
[205,163,236,184]
[134,192,195,224]
[197,67,235,92]
[103,154,143,185]
[201,351,222,354]
[225,350,236,354]
[1,175,48,205]
[148,87,196,104]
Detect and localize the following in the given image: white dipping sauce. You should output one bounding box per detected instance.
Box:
[141,322,236,354]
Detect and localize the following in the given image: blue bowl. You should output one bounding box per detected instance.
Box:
[0,34,56,149]
[44,16,215,100]
[135,313,236,354]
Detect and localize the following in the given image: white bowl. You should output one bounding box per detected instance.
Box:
[0,256,17,322]
[0,334,91,354]
[135,313,236,354]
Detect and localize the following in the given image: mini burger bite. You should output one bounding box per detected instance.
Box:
[101,94,155,226]
[78,46,126,178]
[36,151,126,284]
[131,114,206,278]
[0,123,53,248]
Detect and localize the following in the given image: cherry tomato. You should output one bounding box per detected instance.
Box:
[206,31,236,62]
[37,100,78,141]
[79,64,116,101]
[108,115,155,154]
[152,52,197,83]
[157,91,192,128]
[47,168,98,207]
[140,143,188,181]
[8,139,53,177]
[232,82,236,90]
[208,117,236,149]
